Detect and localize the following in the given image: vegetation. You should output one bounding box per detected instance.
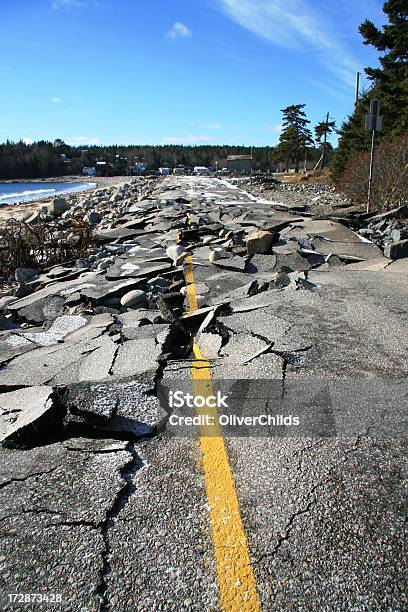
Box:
[332,0,408,182]
[274,105,315,172]
[338,132,408,211]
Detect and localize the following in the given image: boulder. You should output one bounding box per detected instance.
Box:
[26,211,41,224]
[166,245,186,265]
[0,296,17,311]
[48,197,70,217]
[246,230,275,255]
[14,267,39,285]
[209,248,231,263]
[86,211,102,225]
[120,289,147,309]
[384,239,408,260]
[97,257,114,271]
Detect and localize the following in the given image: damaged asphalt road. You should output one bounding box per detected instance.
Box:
[0,176,407,610]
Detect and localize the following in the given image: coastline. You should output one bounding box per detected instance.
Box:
[0,175,134,224]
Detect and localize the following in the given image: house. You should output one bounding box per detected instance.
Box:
[226,155,252,173]
[83,167,96,176]
[159,167,171,176]
[95,161,115,176]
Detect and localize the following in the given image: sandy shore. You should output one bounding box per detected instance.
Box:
[0,175,133,223]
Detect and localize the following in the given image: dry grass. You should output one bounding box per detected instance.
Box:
[281,168,333,185]
[0,218,92,277]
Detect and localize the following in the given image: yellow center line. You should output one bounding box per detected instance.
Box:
[184,253,261,612]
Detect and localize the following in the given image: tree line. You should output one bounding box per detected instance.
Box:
[332,0,407,181]
[0,138,325,180]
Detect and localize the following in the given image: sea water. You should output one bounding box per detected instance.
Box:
[0,181,96,205]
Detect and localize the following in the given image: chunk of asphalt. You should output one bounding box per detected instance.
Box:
[245,254,277,274]
[312,236,382,260]
[219,332,271,364]
[1,386,65,448]
[62,375,166,439]
[219,310,290,343]
[106,259,172,280]
[211,352,284,380]
[110,338,162,380]
[196,332,223,359]
[16,295,65,325]
[230,290,278,313]
[212,255,247,272]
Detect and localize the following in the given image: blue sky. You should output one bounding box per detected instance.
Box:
[1,0,385,147]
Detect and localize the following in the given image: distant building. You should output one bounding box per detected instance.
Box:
[159,167,171,176]
[274,160,316,173]
[173,166,185,175]
[193,166,210,175]
[83,167,96,176]
[130,162,148,176]
[226,155,252,173]
[95,161,115,176]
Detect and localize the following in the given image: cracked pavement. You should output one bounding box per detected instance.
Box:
[0,176,407,610]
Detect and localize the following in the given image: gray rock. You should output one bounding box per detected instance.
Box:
[146,276,169,292]
[26,211,41,224]
[14,267,39,285]
[209,248,231,263]
[384,239,408,260]
[86,211,102,225]
[246,230,275,254]
[97,257,114,271]
[48,197,70,216]
[166,245,186,265]
[120,289,147,308]
[0,296,17,311]
[75,258,91,269]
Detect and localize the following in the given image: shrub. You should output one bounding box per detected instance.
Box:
[337,133,408,212]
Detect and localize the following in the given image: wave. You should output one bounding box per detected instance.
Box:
[0,188,57,201]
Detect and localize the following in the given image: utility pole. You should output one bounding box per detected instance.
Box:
[355,72,360,107]
[321,111,330,169]
[365,99,383,213]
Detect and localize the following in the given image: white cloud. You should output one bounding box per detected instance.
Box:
[66,136,101,145]
[166,22,192,41]
[162,134,211,144]
[189,122,222,129]
[22,137,34,145]
[265,123,283,134]
[215,0,359,87]
[52,0,86,8]
[51,96,62,103]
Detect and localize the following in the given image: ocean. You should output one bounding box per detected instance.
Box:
[0,181,96,205]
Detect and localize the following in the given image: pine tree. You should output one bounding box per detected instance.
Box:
[315,116,336,168]
[275,105,314,172]
[332,1,408,181]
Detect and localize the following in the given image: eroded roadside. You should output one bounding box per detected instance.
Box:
[0,176,407,610]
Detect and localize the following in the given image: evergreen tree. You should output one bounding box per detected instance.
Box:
[332,1,408,181]
[275,104,314,172]
[315,116,336,168]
